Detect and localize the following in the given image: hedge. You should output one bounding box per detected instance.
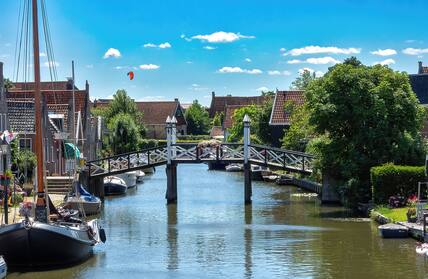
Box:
[371,163,425,204]
[177,135,211,141]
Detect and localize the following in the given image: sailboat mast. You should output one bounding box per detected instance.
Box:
[32,0,46,218]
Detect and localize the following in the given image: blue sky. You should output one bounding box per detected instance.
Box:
[0,0,428,105]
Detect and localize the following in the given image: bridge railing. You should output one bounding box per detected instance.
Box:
[249,144,314,173]
[171,143,245,162]
[87,145,168,177]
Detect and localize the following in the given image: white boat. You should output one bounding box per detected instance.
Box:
[136,170,145,183]
[225,164,243,172]
[141,167,155,174]
[104,176,127,195]
[117,171,137,189]
[0,256,6,279]
[416,243,428,255]
[251,165,271,181]
[64,183,102,215]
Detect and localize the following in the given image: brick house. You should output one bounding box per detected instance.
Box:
[409,61,428,138]
[136,99,187,139]
[5,78,91,175]
[269,90,305,146]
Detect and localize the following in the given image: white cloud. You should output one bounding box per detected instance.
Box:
[139,64,160,70]
[144,42,171,49]
[306,57,340,64]
[42,61,59,67]
[285,46,361,56]
[191,31,255,43]
[402,48,428,55]
[203,46,216,50]
[256,86,269,92]
[218,66,262,74]
[103,48,121,59]
[370,49,397,56]
[280,48,286,52]
[86,64,94,69]
[373,58,395,66]
[287,59,302,64]
[245,58,252,62]
[40,52,47,57]
[287,56,340,65]
[114,66,126,70]
[298,68,324,77]
[185,61,193,64]
[268,70,291,76]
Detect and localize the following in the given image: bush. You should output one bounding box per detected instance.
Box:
[138,139,159,149]
[371,164,425,204]
[177,135,211,141]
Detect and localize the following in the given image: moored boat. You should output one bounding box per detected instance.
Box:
[378,224,409,238]
[225,164,243,172]
[136,170,145,183]
[117,171,137,189]
[104,176,127,195]
[141,167,155,174]
[64,183,102,215]
[251,165,271,181]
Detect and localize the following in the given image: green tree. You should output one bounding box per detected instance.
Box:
[261,90,275,97]
[4,78,13,90]
[212,112,224,127]
[108,113,141,154]
[306,58,426,206]
[185,100,210,135]
[256,99,273,145]
[282,104,315,152]
[227,105,261,142]
[290,69,317,90]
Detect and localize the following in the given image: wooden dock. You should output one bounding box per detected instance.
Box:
[397,222,426,242]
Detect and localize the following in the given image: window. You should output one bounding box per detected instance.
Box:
[19,138,32,150]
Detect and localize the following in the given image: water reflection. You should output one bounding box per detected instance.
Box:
[167,204,178,271]
[244,204,253,279]
[7,164,428,278]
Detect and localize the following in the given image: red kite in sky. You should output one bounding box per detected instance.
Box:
[127,71,134,80]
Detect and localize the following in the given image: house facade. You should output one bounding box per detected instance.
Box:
[409,61,428,138]
[5,75,91,175]
[269,90,305,146]
[136,99,187,139]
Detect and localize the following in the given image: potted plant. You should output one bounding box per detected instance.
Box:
[407,208,417,223]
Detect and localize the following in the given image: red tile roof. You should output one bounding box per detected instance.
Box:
[136,101,186,126]
[269,91,305,125]
[209,93,268,118]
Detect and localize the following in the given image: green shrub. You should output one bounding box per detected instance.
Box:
[177,135,211,141]
[371,163,425,204]
[138,139,159,149]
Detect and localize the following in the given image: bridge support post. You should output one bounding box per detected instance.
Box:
[165,116,177,204]
[243,114,252,204]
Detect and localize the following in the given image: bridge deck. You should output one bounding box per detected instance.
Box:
[87,143,314,178]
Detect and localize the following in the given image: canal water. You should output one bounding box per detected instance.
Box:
[8,164,428,278]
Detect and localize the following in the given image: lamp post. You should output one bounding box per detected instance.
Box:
[1,140,9,224]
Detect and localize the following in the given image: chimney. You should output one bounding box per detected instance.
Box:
[419,61,423,74]
[211,91,215,99]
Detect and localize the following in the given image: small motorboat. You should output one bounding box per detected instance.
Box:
[416,243,428,255]
[64,183,102,215]
[117,171,137,189]
[0,255,7,279]
[276,174,293,185]
[225,164,243,172]
[104,176,127,196]
[141,167,155,174]
[263,175,279,182]
[378,224,409,238]
[136,170,145,183]
[251,165,270,181]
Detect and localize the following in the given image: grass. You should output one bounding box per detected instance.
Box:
[373,206,409,222]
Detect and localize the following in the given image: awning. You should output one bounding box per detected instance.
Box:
[64,142,81,159]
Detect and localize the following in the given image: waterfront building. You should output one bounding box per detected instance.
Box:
[269,90,305,146]
[2,67,92,175]
[409,61,428,138]
[136,99,187,139]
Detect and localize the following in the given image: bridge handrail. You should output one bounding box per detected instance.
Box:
[86,145,167,164]
[249,144,315,158]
